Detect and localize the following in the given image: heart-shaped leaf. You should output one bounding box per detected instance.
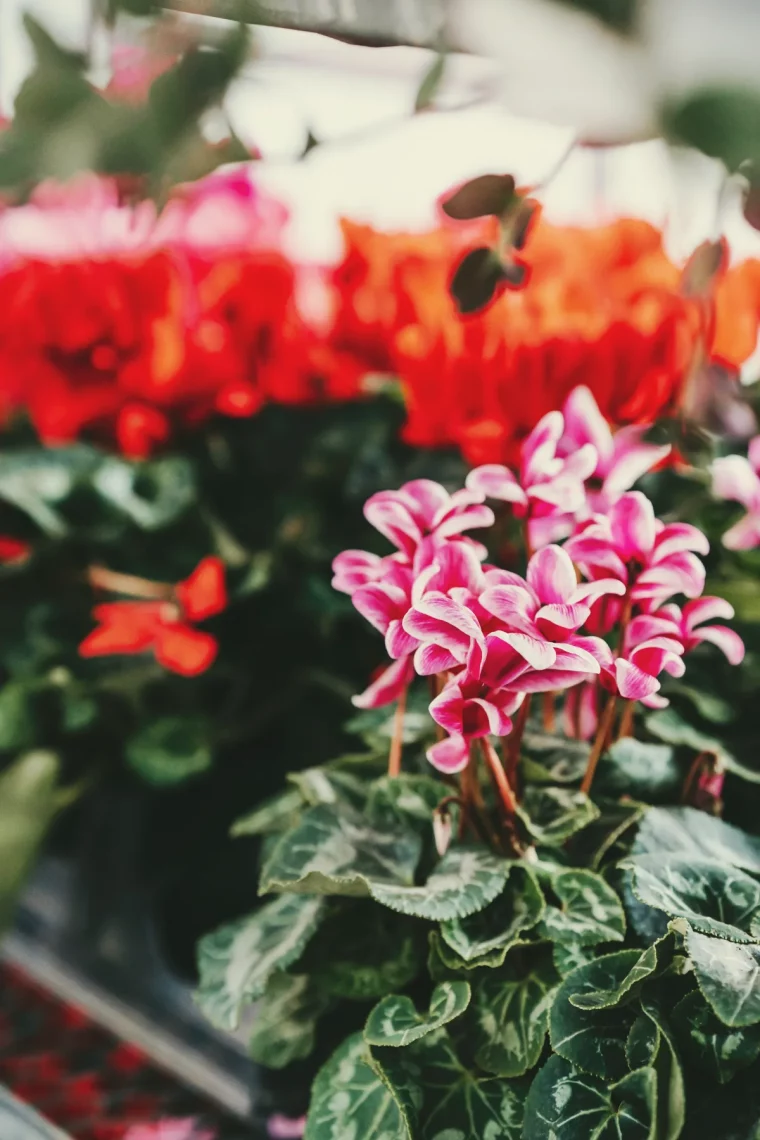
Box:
[570,936,673,1011]
[440,863,544,962]
[599,738,680,802]
[195,894,323,1030]
[369,845,509,921]
[684,925,760,1027]
[524,1056,657,1140]
[249,973,331,1069]
[365,981,471,1047]
[469,965,557,1077]
[550,950,643,1080]
[305,1033,412,1140]
[539,868,626,946]
[259,803,421,897]
[632,806,760,873]
[519,786,600,845]
[624,855,760,942]
[672,988,760,1083]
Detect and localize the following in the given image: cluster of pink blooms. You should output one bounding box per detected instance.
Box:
[712,435,760,550]
[333,386,745,771]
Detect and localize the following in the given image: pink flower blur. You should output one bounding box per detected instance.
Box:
[123,1119,214,1140]
[712,437,760,550]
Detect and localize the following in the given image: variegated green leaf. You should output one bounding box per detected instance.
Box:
[550,950,642,1080]
[632,806,760,873]
[469,965,556,1077]
[626,1015,661,1070]
[289,766,369,811]
[369,845,509,920]
[367,773,447,832]
[539,868,626,946]
[231,787,303,837]
[440,863,544,962]
[519,786,600,845]
[195,894,323,1029]
[684,925,760,1027]
[249,973,330,1069]
[365,981,471,1047]
[553,941,596,978]
[305,1032,412,1140]
[524,1056,657,1139]
[370,1029,527,1140]
[672,989,760,1083]
[259,803,421,897]
[599,738,679,801]
[625,855,760,942]
[570,936,673,1011]
[638,990,686,1140]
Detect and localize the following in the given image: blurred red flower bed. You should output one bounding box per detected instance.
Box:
[1,170,760,463]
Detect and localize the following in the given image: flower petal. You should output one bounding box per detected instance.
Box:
[722,512,760,551]
[427,734,469,774]
[712,455,760,512]
[681,596,735,630]
[176,557,227,621]
[352,656,413,709]
[604,425,670,498]
[527,544,577,604]
[614,659,661,701]
[466,464,526,505]
[414,642,461,675]
[364,495,421,556]
[535,602,591,639]
[400,479,450,527]
[692,625,746,665]
[154,624,218,676]
[353,583,408,634]
[609,492,656,562]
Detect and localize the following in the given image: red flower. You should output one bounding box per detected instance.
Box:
[80,557,227,677]
[0,536,30,562]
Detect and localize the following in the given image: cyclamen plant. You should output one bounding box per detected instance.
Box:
[196,387,760,1140]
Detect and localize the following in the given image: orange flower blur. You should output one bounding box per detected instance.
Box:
[329,214,760,466]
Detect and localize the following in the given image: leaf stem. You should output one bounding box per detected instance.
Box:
[87,565,173,599]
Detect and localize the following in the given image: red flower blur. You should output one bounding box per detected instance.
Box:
[80,557,227,677]
[328,215,760,466]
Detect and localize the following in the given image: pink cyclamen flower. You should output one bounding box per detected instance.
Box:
[466,410,597,544]
[559,385,671,514]
[565,492,708,623]
[123,1120,214,1140]
[712,437,760,550]
[331,550,401,596]
[627,598,745,666]
[268,1115,306,1139]
[352,655,414,709]
[364,478,493,562]
[601,634,685,709]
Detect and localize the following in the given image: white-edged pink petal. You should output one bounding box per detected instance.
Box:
[527,544,578,604]
[466,464,527,505]
[400,479,450,527]
[352,656,413,709]
[364,495,421,556]
[571,577,627,605]
[490,630,557,670]
[352,583,407,634]
[614,659,661,701]
[682,596,734,630]
[562,385,613,466]
[414,642,462,676]
[609,492,656,561]
[403,593,484,650]
[653,523,709,561]
[691,625,746,665]
[535,603,590,640]
[712,455,760,511]
[427,734,469,773]
[479,583,538,635]
[722,512,760,551]
[385,621,419,659]
[435,503,495,540]
[604,425,670,498]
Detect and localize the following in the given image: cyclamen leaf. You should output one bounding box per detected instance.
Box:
[672,989,760,1083]
[638,991,686,1140]
[524,1056,657,1140]
[427,930,517,979]
[125,717,212,786]
[249,973,330,1069]
[368,773,448,834]
[539,868,626,946]
[632,806,760,873]
[369,845,509,921]
[305,1033,412,1140]
[259,803,421,897]
[469,967,556,1077]
[371,1029,527,1140]
[550,950,643,1080]
[195,894,323,1030]
[685,925,760,1027]
[553,942,596,978]
[440,863,544,962]
[520,732,590,785]
[519,786,600,845]
[365,982,470,1048]
[624,855,760,942]
[230,787,303,837]
[289,766,369,811]
[304,902,424,1001]
[599,738,679,801]
[627,1015,661,1070]
[570,936,674,1011]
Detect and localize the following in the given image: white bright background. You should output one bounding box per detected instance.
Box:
[2,0,760,266]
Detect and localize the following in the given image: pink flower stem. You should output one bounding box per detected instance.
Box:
[681,750,710,804]
[506,696,531,789]
[88,565,173,599]
[388,685,408,778]
[522,517,534,562]
[580,691,617,796]
[481,737,518,816]
[617,699,635,741]
[542,691,556,733]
